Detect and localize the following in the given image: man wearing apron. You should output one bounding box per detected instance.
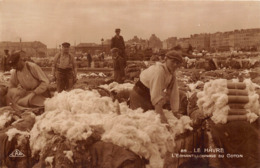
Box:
[52,42,77,92]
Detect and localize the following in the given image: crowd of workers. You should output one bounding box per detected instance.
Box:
[0,28,187,123]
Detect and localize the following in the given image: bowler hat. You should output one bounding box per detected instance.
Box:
[166,50,183,63]
[62,42,70,48]
[7,52,20,66]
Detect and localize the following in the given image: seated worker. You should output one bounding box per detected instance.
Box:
[6,52,50,110]
[129,50,183,123]
[111,47,125,83]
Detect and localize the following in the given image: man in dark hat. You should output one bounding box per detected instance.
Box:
[52,42,77,92]
[111,28,126,78]
[129,50,183,123]
[6,51,50,110]
[2,49,10,72]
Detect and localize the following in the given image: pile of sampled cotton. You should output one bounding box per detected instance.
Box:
[30,89,117,155]
[197,79,259,124]
[30,89,192,168]
[0,71,12,83]
[99,82,134,93]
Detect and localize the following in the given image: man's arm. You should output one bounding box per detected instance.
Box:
[29,63,50,95]
[111,37,115,49]
[147,67,168,123]
[121,36,125,49]
[52,53,59,78]
[154,100,168,124]
[71,54,77,77]
[9,70,18,88]
[169,76,180,114]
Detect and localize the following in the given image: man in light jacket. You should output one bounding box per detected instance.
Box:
[129,50,183,123]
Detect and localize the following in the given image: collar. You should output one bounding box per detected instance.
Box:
[155,62,173,77]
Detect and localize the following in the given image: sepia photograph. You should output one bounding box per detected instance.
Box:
[0,0,260,167]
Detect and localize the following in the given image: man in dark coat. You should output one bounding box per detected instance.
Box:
[111,28,126,78]
[111,28,126,58]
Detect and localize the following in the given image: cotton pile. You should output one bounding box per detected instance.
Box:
[0,71,12,83]
[30,89,192,168]
[197,79,260,124]
[243,79,260,122]
[99,82,134,93]
[77,72,107,80]
[30,89,117,156]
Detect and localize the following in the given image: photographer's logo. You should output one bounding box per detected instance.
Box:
[9,149,25,157]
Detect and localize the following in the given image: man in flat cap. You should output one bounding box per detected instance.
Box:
[52,42,77,92]
[111,28,126,78]
[111,47,125,83]
[6,51,50,110]
[129,50,183,124]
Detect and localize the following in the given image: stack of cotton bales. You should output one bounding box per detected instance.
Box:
[197,79,260,124]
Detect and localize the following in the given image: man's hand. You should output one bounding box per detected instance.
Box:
[160,113,168,124]
[173,112,183,119]
[17,87,27,97]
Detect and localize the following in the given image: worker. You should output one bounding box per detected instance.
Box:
[6,51,50,110]
[111,48,125,83]
[111,28,126,77]
[2,49,10,72]
[87,52,92,67]
[129,50,183,123]
[52,42,77,92]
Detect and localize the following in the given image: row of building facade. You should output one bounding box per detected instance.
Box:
[1,28,260,58]
[163,28,260,52]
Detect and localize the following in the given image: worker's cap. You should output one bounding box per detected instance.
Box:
[111,47,119,53]
[4,49,9,52]
[165,50,183,63]
[7,52,20,66]
[62,42,70,48]
[115,28,121,32]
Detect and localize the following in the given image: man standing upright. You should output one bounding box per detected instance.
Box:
[111,28,126,78]
[52,42,77,92]
[87,52,92,68]
[2,49,10,72]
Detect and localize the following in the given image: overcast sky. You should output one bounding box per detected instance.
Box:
[1,0,260,48]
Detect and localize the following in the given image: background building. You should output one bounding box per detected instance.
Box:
[163,37,178,49]
[0,41,47,57]
[190,33,210,51]
[75,43,110,55]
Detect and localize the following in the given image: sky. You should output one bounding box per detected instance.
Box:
[0,0,260,48]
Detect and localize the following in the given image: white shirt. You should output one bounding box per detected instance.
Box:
[140,62,179,112]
